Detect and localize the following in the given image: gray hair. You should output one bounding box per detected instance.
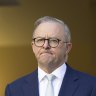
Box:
[33,16,71,42]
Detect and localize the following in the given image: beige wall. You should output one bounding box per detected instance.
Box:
[0,0,96,96]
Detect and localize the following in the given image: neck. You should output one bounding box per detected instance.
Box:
[38,62,65,74]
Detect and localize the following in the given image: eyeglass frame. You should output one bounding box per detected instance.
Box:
[32,37,68,48]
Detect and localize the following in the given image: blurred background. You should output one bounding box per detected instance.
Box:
[0,0,96,96]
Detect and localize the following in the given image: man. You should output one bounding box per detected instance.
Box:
[5,16,96,96]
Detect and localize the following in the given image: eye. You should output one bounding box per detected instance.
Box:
[35,38,44,42]
[50,39,58,43]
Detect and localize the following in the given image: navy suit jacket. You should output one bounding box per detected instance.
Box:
[5,64,96,96]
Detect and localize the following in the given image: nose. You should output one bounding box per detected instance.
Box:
[43,40,50,49]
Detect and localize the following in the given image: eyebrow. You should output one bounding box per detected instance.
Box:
[33,36,60,39]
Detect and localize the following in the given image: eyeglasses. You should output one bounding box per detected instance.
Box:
[32,37,67,48]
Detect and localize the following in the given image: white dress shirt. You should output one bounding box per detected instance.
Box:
[38,63,67,96]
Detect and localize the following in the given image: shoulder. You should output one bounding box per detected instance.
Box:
[7,69,38,88]
[75,70,96,83]
[66,64,96,84]
[5,69,38,95]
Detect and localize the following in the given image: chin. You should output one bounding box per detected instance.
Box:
[39,58,53,65]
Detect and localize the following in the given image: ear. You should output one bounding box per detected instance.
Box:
[66,43,72,54]
[31,41,33,45]
[31,41,34,51]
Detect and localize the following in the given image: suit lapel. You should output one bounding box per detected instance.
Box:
[22,70,39,96]
[21,65,80,96]
[59,65,79,96]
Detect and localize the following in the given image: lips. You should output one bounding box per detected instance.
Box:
[40,51,53,55]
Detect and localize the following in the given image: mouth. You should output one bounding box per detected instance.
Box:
[40,51,53,55]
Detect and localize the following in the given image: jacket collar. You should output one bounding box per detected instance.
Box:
[58,64,79,96]
[22,69,39,96]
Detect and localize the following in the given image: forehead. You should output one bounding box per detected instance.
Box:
[33,22,65,39]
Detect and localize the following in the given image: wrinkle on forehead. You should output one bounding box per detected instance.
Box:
[33,22,65,39]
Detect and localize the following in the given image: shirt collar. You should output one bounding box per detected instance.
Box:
[38,63,67,82]
[38,67,47,82]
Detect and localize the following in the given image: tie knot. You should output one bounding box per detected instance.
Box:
[46,74,55,81]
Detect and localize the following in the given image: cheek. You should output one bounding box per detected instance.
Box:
[32,45,41,57]
[56,47,67,57]
[32,45,38,55]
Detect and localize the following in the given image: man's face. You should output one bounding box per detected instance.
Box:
[32,22,72,69]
